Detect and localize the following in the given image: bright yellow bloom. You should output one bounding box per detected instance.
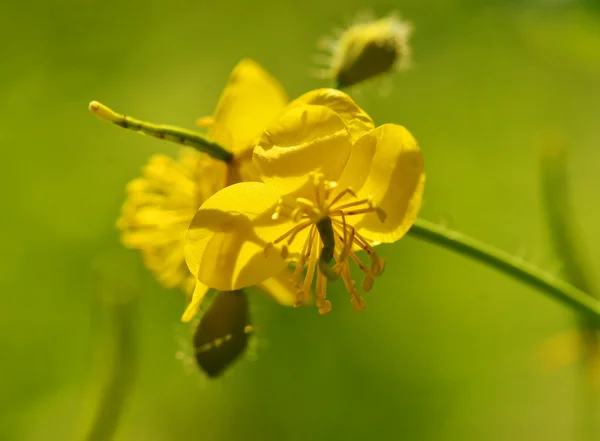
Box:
[117,59,298,322]
[118,149,223,296]
[185,89,425,313]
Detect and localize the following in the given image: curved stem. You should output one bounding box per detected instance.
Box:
[540,137,597,296]
[85,298,137,441]
[89,101,233,163]
[408,218,600,324]
[540,136,599,441]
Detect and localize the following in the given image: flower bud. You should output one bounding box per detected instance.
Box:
[318,13,413,89]
[193,290,252,377]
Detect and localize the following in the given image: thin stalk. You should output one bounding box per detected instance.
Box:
[89,101,233,163]
[540,136,599,441]
[408,218,600,324]
[84,253,140,441]
[540,138,597,296]
[85,298,137,441]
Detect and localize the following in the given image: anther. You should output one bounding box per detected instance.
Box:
[350,295,366,312]
[371,254,385,276]
[362,274,374,292]
[318,299,333,315]
[295,288,306,307]
[263,242,274,257]
[375,206,387,222]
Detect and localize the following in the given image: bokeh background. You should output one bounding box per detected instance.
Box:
[3,0,600,440]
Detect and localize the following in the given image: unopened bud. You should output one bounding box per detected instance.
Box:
[318,13,413,89]
[193,290,251,378]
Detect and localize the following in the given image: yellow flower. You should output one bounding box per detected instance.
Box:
[117,59,299,322]
[118,149,223,295]
[185,89,425,313]
[317,12,413,88]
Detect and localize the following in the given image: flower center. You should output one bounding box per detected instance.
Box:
[266,172,386,314]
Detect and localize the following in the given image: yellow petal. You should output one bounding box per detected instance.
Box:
[287,88,374,142]
[210,59,288,154]
[181,281,210,323]
[185,182,293,291]
[253,104,352,194]
[338,124,425,243]
[257,268,299,306]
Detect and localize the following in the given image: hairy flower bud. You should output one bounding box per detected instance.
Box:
[317,12,413,89]
[193,290,252,377]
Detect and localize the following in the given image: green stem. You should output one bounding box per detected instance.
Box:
[85,298,137,441]
[539,136,599,441]
[408,218,600,324]
[540,137,597,296]
[89,101,233,163]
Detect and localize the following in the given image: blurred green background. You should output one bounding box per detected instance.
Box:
[3,0,600,440]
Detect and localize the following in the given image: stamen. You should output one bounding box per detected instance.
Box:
[302,231,319,299]
[323,180,338,203]
[291,207,304,222]
[296,197,316,210]
[340,265,366,312]
[328,187,357,207]
[371,253,385,276]
[348,249,369,274]
[281,245,289,259]
[332,221,382,293]
[269,172,387,315]
[374,206,387,222]
[332,197,372,212]
[263,242,274,257]
[315,271,332,314]
[311,172,324,207]
[272,198,296,220]
[292,225,316,285]
[296,197,322,221]
[362,274,374,292]
[338,218,355,263]
[272,220,312,245]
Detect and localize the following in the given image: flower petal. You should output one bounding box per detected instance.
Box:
[287,88,374,142]
[185,182,293,291]
[257,268,302,306]
[210,59,288,154]
[338,124,425,243]
[253,104,352,194]
[181,281,210,323]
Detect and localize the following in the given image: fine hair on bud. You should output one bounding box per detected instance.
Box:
[315,11,413,89]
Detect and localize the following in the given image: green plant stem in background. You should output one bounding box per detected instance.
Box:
[408,218,600,324]
[85,298,137,441]
[84,253,140,441]
[540,137,597,296]
[89,101,233,163]
[540,136,599,441]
